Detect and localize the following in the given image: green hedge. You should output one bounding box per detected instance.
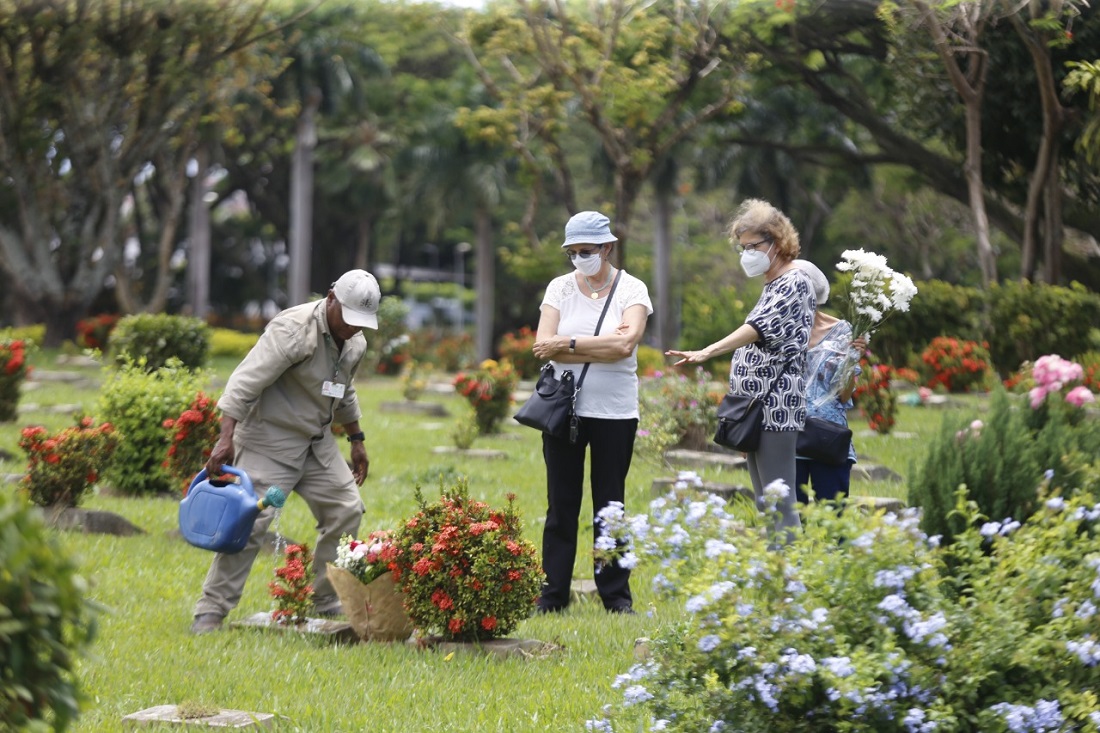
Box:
[0,491,97,730]
[109,314,210,372]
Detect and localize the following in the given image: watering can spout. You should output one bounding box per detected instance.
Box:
[179,466,285,554]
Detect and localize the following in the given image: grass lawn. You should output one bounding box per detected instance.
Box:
[0,352,980,731]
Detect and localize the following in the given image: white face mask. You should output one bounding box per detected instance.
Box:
[740,247,772,278]
[572,253,604,277]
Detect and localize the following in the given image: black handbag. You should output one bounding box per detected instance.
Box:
[514,364,576,439]
[713,393,765,452]
[796,416,852,465]
[514,271,622,443]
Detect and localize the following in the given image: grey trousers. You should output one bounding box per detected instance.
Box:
[745,429,802,543]
[193,443,364,618]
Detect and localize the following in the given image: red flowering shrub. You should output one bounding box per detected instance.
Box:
[497,326,541,379]
[0,339,32,422]
[452,359,518,435]
[162,392,221,492]
[390,481,542,641]
[853,357,897,434]
[18,417,120,507]
[75,313,120,351]
[919,337,994,393]
[269,543,315,625]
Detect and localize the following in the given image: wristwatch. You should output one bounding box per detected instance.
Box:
[568,337,576,355]
[347,432,365,443]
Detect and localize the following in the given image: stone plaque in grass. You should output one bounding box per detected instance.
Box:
[122,704,274,728]
[233,612,360,645]
[651,477,753,503]
[409,635,564,660]
[851,463,904,483]
[663,448,748,471]
[379,400,449,417]
[44,507,145,537]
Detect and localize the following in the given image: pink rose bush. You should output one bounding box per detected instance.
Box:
[1028,355,1095,409]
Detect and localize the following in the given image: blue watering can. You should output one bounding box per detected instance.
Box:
[179,465,286,554]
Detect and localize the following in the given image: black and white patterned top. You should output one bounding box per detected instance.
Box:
[729,268,815,431]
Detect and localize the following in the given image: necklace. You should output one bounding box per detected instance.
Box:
[584,268,614,299]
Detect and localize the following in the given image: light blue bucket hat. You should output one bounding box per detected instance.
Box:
[562,210,619,248]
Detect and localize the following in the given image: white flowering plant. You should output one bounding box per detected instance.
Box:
[816,249,917,410]
[333,531,399,586]
[587,479,1100,732]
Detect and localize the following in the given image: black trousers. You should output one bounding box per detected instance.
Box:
[539,416,638,610]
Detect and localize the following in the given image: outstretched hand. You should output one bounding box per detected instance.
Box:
[665,349,708,367]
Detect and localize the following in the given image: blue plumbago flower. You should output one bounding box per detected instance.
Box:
[1052,598,1068,619]
[1066,638,1100,666]
[980,521,1002,537]
[595,535,618,551]
[612,662,656,689]
[704,538,737,558]
[685,500,709,525]
[732,673,780,712]
[736,602,754,617]
[673,470,703,489]
[737,645,757,660]
[785,578,807,595]
[822,656,855,678]
[989,699,1063,733]
[759,478,790,510]
[780,648,817,675]
[874,565,918,590]
[1045,497,1066,512]
[1076,600,1097,619]
[904,612,950,648]
[619,552,638,569]
[622,685,654,706]
[584,719,612,732]
[698,634,721,653]
[651,720,670,731]
[708,721,726,732]
[902,707,938,732]
[851,531,876,549]
[1092,711,1100,727]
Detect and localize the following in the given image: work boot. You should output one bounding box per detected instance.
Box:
[189,613,224,634]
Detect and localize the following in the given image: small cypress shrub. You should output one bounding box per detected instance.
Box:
[98,358,207,496]
[109,313,210,372]
[0,491,97,730]
[909,388,1100,545]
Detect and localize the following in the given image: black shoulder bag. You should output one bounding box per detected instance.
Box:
[713,359,789,453]
[514,271,622,443]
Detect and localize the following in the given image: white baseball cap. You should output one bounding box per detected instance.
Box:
[331,270,381,329]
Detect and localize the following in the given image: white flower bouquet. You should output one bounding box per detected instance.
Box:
[814,249,917,409]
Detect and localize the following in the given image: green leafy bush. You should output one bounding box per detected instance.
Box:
[590,482,1100,732]
[986,280,1100,376]
[109,314,210,372]
[637,367,723,453]
[0,490,97,730]
[636,344,666,377]
[365,296,411,375]
[0,323,45,346]
[678,281,760,379]
[908,388,1100,545]
[98,359,207,496]
[496,326,540,380]
[831,277,984,370]
[208,328,259,359]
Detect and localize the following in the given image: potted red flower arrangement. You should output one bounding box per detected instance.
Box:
[328,530,415,641]
[391,480,542,642]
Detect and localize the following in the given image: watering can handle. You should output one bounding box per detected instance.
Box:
[186,465,252,495]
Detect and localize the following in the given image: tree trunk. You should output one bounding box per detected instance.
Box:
[289,89,320,305]
[653,184,673,352]
[474,206,495,362]
[355,215,374,270]
[963,101,997,287]
[187,144,212,319]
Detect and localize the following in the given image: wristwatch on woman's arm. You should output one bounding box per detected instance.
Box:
[568,337,576,355]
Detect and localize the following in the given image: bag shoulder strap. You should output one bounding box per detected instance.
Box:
[575,270,623,391]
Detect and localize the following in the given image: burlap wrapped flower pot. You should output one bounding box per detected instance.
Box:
[326,564,414,642]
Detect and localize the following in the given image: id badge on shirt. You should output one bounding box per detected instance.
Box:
[322,381,346,399]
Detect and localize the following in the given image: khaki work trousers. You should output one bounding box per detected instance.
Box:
[192,442,364,618]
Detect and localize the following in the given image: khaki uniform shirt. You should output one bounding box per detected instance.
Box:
[218,300,366,469]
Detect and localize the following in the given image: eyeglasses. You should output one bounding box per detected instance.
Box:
[735,238,772,255]
[565,247,604,260]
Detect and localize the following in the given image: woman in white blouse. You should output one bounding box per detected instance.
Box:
[530,210,653,615]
